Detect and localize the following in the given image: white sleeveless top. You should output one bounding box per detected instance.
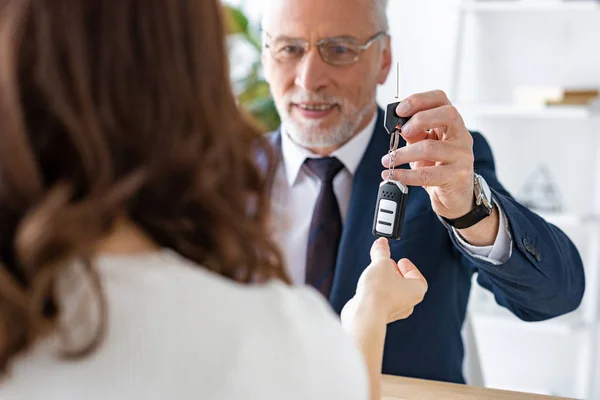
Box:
[0,251,368,400]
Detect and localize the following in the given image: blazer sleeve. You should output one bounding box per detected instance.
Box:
[447,131,585,321]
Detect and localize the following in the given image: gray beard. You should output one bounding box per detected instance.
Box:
[281,104,374,150]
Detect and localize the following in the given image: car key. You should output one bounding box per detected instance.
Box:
[372,178,408,240]
[372,129,409,240]
[384,62,412,134]
[384,101,411,135]
[373,63,410,240]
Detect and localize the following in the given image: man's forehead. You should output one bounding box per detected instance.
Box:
[261,0,376,37]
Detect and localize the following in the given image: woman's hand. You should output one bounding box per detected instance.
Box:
[340,238,428,400]
[342,237,428,325]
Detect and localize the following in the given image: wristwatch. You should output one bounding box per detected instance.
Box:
[441,173,494,230]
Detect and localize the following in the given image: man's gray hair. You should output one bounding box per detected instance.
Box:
[373,0,389,31]
[261,0,389,32]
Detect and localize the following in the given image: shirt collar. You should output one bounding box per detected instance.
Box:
[280,112,378,186]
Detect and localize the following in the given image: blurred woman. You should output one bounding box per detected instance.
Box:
[0,1,427,399]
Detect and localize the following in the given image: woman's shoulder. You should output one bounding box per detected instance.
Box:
[99,249,344,334]
[99,250,369,399]
[97,249,333,310]
[95,255,368,400]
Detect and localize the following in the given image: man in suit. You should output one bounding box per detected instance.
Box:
[261,0,585,384]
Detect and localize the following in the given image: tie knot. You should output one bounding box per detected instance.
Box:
[304,157,344,183]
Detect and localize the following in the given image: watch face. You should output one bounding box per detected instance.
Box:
[476,174,493,208]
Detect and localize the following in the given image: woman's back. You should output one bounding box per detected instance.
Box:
[0,251,367,400]
[0,0,304,391]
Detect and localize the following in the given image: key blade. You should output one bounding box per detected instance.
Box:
[384,102,411,135]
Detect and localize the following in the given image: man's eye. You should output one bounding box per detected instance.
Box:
[280,45,303,54]
[331,45,351,54]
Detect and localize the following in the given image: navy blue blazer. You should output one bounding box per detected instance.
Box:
[267,107,585,383]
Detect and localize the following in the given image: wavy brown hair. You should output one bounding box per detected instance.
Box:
[0,0,287,372]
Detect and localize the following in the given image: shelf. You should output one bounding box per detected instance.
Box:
[535,212,600,227]
[457,103,599,119]
[462,0,600,12]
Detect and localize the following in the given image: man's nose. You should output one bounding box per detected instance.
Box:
[294,49,331,93]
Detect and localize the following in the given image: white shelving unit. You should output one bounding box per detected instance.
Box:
[537,211,600,227]
[457,103,600,119]
[462,0,600,12]
[452,1,600,398]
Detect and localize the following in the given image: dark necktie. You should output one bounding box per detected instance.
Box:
[304,157,344,298]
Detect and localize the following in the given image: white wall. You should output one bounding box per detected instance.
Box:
[377,0,463,103]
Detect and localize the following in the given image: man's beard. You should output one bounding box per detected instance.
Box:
[276,91,375,149]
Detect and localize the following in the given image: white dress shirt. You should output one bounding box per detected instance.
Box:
[271,112,512,285]
[0,251,368,400]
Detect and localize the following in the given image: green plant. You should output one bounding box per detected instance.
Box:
[224,5,280,133]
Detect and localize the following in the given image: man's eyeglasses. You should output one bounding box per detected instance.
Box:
[263,31,388,66]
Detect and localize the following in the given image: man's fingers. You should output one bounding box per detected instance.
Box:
[402,129,438,146]
[370,237,391,262]
[381,140,459,168]
[401,105,464,138]
[396,90,451,117]
[382,165,455,187]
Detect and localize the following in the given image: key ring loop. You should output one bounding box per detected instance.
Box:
[387,130,400,181]
[389,130,400,153]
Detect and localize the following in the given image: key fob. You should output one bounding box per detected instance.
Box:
[372,180,409,240]
[384,102,411,135]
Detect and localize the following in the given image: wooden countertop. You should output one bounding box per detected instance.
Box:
[382,375,574,400]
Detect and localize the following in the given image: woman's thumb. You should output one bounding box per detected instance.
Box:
[370,237,390,262]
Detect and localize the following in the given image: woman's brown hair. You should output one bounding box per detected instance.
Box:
[0,0,286,372]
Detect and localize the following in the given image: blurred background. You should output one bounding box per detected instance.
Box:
[223,0,600,398]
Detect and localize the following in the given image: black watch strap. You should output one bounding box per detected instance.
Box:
[441,204,492,230]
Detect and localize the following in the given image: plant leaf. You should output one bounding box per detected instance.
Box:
[223,6,249,35]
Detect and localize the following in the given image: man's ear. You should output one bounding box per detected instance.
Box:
[378,35,392,85]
